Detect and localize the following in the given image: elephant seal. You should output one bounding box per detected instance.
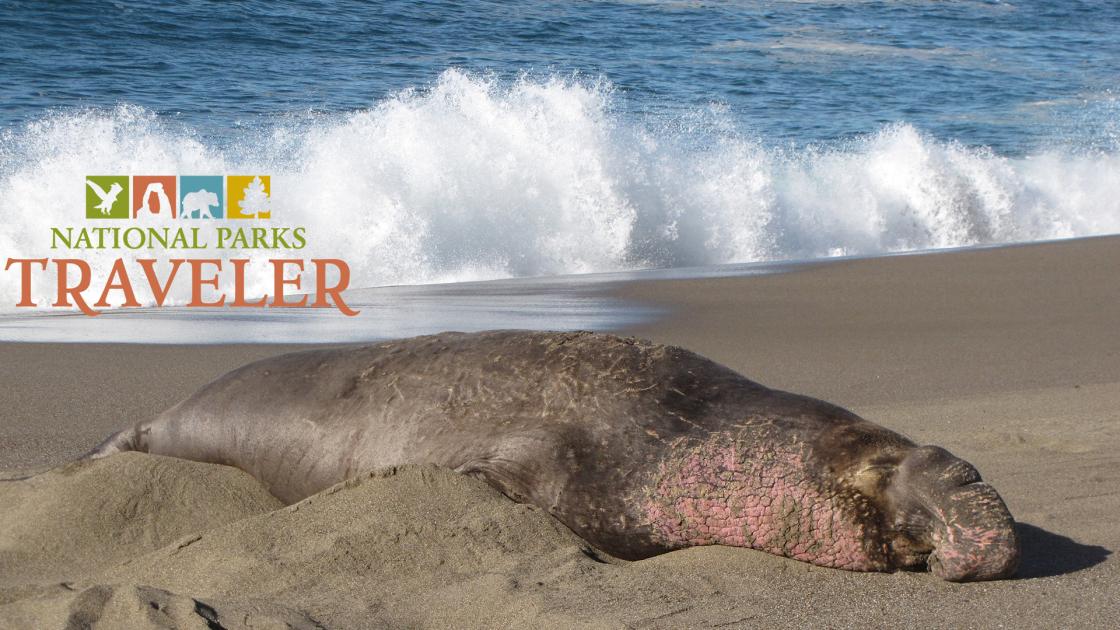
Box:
[89,330,1019,581]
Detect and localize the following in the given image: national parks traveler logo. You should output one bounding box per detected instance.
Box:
[83,175,271,220]
[5,171,359,317]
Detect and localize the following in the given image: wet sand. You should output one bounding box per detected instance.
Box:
[1,236,1117,628]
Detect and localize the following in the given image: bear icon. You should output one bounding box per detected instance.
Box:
[181,189,220,219]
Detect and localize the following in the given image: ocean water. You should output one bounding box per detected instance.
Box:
[1,1,1118,339]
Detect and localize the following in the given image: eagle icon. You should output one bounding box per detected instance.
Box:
[86,179,124,216]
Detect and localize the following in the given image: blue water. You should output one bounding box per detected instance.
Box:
[1,0,1119,339]
[3,0,1118,153]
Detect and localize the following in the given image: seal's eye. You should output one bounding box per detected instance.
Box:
[850,464,893,497]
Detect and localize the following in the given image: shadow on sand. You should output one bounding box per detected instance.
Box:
[1015,522,1110,579]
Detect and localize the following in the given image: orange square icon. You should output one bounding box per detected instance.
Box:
[132,175,178,219]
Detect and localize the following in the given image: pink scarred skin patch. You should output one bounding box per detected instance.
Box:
[644,435,889,571]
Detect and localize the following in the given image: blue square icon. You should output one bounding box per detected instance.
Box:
[178,175,224,219]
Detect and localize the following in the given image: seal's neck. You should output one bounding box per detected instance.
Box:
[643,437,880,571]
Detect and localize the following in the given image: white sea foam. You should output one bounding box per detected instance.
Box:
[1,69,1118,309]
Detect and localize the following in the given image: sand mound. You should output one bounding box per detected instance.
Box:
[97,463,612,628]
[0,452,281,589]
[0,456,622,628]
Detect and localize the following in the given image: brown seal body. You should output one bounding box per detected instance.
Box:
[91,330,1019,581]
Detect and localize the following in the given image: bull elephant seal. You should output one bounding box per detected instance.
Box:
[89,331,1019,581]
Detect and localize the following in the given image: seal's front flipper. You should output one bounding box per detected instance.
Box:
[455,458,535,504]
[454,429,572,509]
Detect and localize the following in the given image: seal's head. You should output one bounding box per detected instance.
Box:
[643,433,1019,581]
[879,445,1020,581]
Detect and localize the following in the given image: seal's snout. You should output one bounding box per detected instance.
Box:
[927,480,1020,581]
[897,446,1020,582]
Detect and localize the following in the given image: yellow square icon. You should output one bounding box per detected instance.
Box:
[227,175,271,219]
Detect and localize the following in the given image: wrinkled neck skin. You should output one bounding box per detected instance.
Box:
[642,420,1019,581]
[643,431,902,572]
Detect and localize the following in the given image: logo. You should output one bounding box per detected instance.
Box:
[85,175,129,219]
[4,173,359,317]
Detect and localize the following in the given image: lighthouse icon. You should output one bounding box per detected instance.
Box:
[132,175,178,219]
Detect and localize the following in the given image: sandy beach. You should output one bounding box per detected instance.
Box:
[1,236,1118,628]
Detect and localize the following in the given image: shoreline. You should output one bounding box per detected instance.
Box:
[4,234,1117,345]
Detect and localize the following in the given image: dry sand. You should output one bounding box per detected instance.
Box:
[1,236,1118,628]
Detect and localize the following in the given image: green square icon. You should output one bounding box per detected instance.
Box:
[85,175,130,219]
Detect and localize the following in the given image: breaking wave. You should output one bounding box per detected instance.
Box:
[1,69,1118,307]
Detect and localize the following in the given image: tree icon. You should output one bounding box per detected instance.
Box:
[237,175,271,219]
